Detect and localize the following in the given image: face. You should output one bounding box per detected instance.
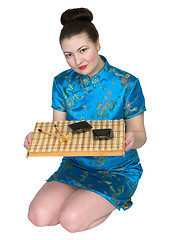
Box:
[61,33,104,79]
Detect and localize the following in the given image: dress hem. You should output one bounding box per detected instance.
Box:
[46,178,132,211]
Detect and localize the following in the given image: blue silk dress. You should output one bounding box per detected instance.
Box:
[47,56,146,210]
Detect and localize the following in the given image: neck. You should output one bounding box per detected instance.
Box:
[88,55,105,79]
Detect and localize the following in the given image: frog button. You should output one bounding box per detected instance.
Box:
[92,77,99,87]
[82,77,90,86]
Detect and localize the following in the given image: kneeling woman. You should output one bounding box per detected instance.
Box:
[24,8,147,233]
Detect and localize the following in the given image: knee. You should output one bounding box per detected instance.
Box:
[28,206,46,227]
[59,209,83,233]
[28,203,56,227]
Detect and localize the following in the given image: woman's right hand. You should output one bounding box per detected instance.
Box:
[24,132,33,150]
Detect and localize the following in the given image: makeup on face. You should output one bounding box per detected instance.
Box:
[61,33,104,78]
[79,65,87,70]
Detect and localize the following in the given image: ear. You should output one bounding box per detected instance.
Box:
[96,38,100,52]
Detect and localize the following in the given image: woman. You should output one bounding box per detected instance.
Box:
[24,8,147,232]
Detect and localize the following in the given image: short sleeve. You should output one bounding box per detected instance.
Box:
[124,79,146,119]
[51,77,66,112]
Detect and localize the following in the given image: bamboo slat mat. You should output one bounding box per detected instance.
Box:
[26,119,125,158]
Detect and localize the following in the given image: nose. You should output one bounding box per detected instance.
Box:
[74,54,82,66]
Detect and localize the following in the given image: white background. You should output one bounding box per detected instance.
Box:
[0,0,169,239]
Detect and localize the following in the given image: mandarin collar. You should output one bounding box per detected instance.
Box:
[80,55,110,87]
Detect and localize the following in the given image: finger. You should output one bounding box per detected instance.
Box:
[24,141,28,150]
[24,138,29,150]
[27,132,33,142]
[24,139,27,148]
[125,141,133,151]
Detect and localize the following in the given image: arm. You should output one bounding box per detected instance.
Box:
[53,109,67,121]
[125,113,147,151]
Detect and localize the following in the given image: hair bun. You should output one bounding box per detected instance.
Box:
[61,8,93,26]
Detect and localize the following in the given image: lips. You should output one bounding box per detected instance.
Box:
[79,65,87,70]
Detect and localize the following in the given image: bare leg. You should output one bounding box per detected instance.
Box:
[86,213,112,230]
[59,188,116,232]
[28,181,78,227]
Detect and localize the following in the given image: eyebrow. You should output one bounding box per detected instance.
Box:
[63,45,87,54]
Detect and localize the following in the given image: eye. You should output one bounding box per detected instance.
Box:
[64,53,72,58]
[80,47,88,53]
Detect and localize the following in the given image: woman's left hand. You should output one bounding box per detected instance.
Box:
[124,113,147,152]
[125,132,135,151]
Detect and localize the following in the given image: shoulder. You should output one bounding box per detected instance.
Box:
[106,62,140,92]
[52,69,80,98]
[108,62,138,83]
[53,69,75,84]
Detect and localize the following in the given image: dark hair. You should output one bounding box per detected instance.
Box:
[59,8,99,44]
